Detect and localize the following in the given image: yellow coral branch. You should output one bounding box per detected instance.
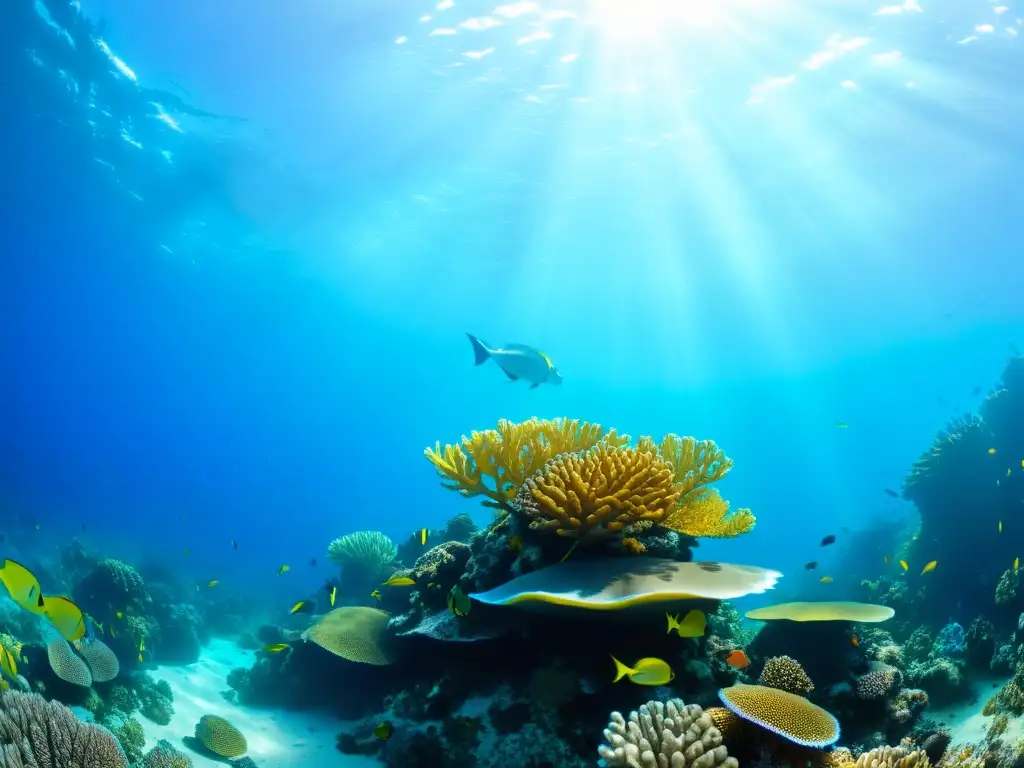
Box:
[662,488,755,538]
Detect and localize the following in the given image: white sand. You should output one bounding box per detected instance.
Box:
[928,673,1022,747]
[141,638,379,768]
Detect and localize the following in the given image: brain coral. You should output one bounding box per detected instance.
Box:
[0,690,128,767]
[854,746,930,768]
[194,715,247,758]
[46,638,93,687]
[758,656,815,696]
[143,740,193,768]
[515,444,682,539]
[598,699,738,768]
[301,607,393,665]
[717,684,840,748]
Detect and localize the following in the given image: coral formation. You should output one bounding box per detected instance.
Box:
[515,444,682,539]
[302,607,393,665]
[327,531,398,573]
[717,684,840,747]
[758,656,815,695]
[113,717,145,764]
[597,698,738,768]
[854,746,930,768]
[857,668,901,700]
[194,715,247,758]
[142,740,193,768]
[0,690,128,767]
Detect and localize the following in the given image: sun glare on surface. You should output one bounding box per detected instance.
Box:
[584,0,738,41]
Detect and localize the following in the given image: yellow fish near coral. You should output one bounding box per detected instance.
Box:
[43,596,86,642]
[330,587,337,606]
[465,334,563,389]
[1015,557,1020,570]
[264,643,289,653]
[138,653,144,663]
[0,559,46,615]
[382,575,416,587]
[418,528,428,546]
[921,560,938,575]
[369,590,382,602]
[448,585,471,617]
[0,645,17,680]
[899,560,909,572]
[610,656,674,686]
[666,610,706,638]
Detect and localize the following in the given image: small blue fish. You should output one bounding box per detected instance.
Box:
[466,334,562,389]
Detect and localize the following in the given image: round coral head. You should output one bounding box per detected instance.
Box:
[718,683,840,748]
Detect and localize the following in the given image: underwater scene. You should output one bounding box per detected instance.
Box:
[2,0,1024,766]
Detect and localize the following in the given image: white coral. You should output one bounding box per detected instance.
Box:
[597,699,738,768]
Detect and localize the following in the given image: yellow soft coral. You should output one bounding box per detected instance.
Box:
[515,443,682,538]
[641,435,755,538]
[424,418,627,509]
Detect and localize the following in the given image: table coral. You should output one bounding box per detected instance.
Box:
[515,443,682,539]
[425,417,627,509]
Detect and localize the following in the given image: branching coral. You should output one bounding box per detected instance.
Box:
[597,699,738,768]
[515,444,682,539]
[425,417,627,509]
[758,656,815,695]
[641,436,754,539]
[0,690,128,767]
[327,531,397,572]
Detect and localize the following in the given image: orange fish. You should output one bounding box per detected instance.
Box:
[724,650,750,670]
[851,635,860,648]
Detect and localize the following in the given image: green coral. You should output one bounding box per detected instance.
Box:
[327,531,397,573]
[138,677,174,726]
[115,717,146,765]
[143,740,193,767]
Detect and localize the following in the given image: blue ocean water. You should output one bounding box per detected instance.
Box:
[2,0,1023,659]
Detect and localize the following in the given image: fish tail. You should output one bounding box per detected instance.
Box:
[466,333,491,366]
[610,655,631,683]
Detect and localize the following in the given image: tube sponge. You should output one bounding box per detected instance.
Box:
[0,690,128,767]
[516,444,682,539]
[598,699,738,768]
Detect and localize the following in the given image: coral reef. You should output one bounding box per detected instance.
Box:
[194,714,247,759]
[328,531,397,574]
[142,740,193,768]
[597,699,738,768]
[758,656,815,695]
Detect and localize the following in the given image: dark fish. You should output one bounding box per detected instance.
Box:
[232,539,238,550]
[310,558,317,567]
[804,561,818,570]
[820,535,836,547]
[884,488,899,498]
[81,524,86,532]
[971,386,981,396]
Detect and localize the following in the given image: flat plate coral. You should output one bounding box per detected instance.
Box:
[745,601,894,622]
[470,558,781,612]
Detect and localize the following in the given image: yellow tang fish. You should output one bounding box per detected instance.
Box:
[1021,459,1023,469]
[665,610,706,638]
[263,643,290,653]
[208,580,220,587]
[0,559,47,615]
[988,448,997,455]
[1015,557,1020,570]
[899,560,909,572]
[290,601,315,615]
[0,645,17,679]
[920,560,938,575]
[277,565,290,576]
[139,637,145,651]
[820,576,834,583]
[419,528,428,546]
[330,586,337,607]
[138,653,144,663]
[835,421,849,428]
[369,589,382,602]
[610,655,674,686]
[999,521,1003,533]
[116,611,124,619]
[381,575,416,587]
[43,596,86,642]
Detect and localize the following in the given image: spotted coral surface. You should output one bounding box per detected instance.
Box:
[0,690,128,767]
[301,607,393,665]
[516,444,682,539]
[78,638,120,683]
[758,656,815,696]
[717,683,840,748]
[46,638,93,687]
[598,699,738,768]
[194,715,247,759]
[857,667,902,700]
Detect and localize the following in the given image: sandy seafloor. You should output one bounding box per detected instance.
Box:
[77,638,380,768]
[929,673,1022,747]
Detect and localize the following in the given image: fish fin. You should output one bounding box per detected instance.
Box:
[466,333,491,366]
[610,655,632,683]
[503,369,519,381]
[530,382,540,389]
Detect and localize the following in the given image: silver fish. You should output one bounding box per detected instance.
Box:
[466,334,562,388]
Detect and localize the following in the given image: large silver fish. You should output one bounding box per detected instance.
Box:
[466,334,562,388]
